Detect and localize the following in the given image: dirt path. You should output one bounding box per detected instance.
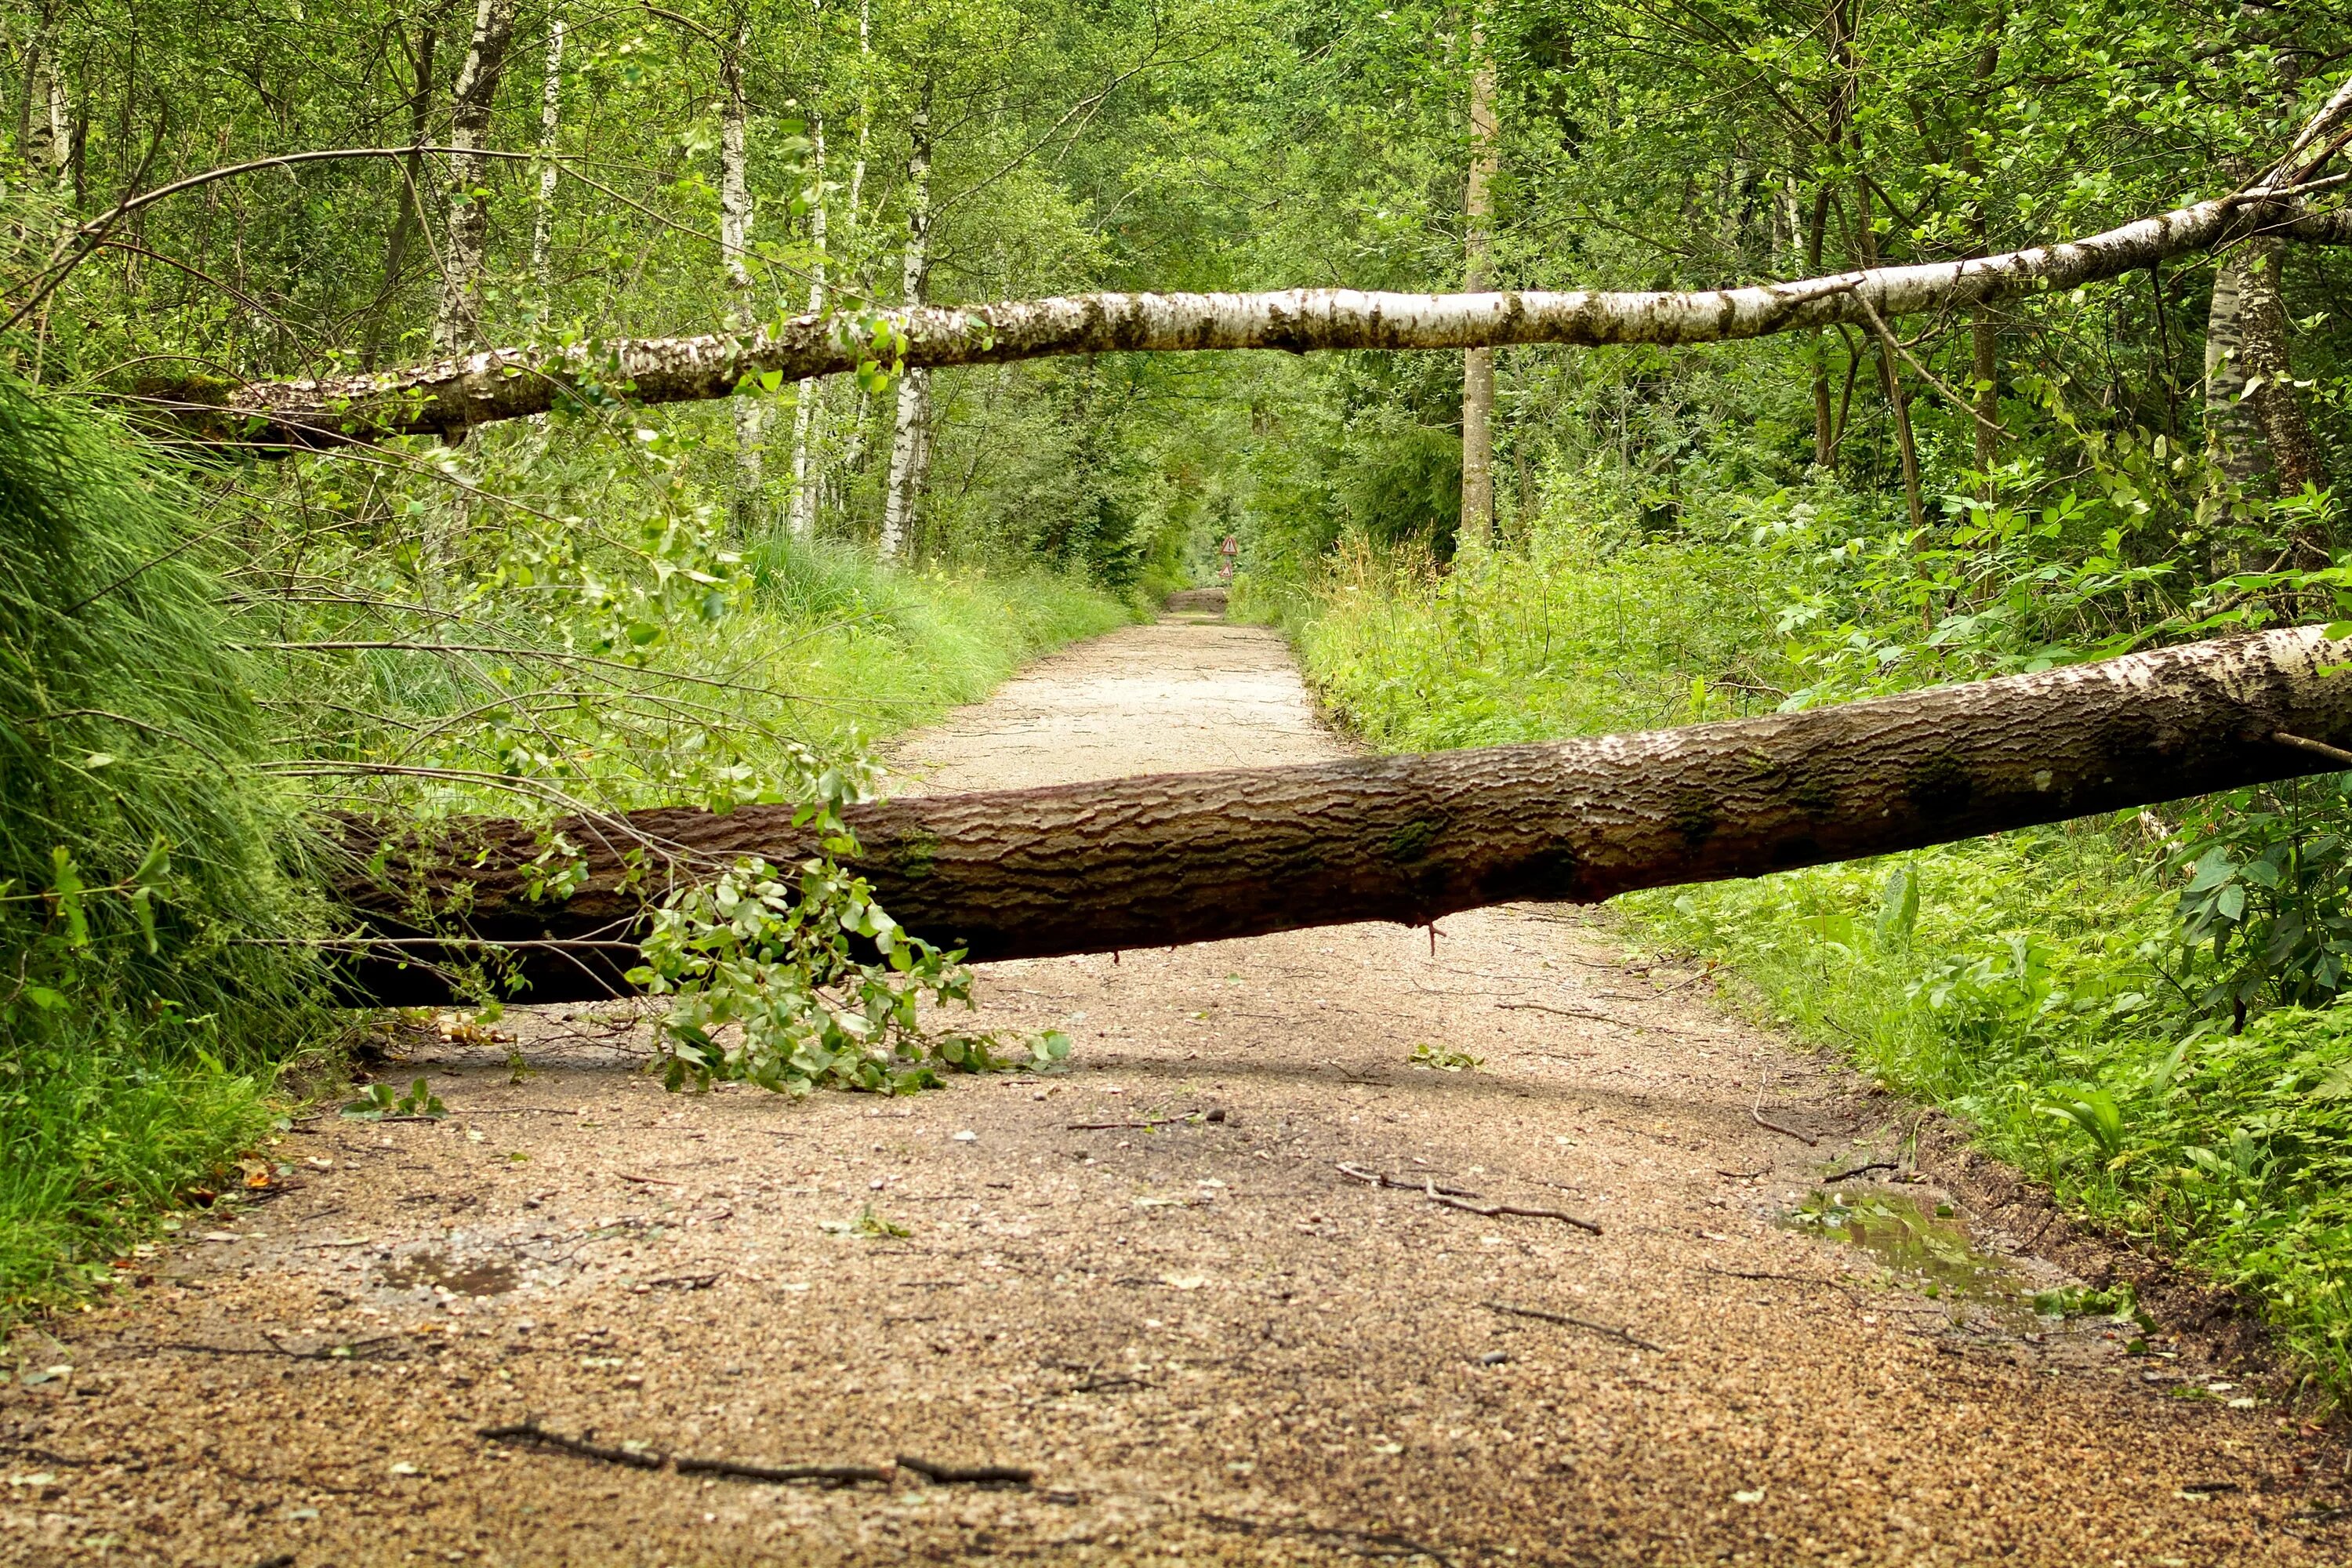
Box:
[9,610,2350,1566]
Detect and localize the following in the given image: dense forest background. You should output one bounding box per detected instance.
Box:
[9,0,2352,1392]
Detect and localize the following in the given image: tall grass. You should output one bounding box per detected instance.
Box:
[0,378,325,1313]
[742,534,1143,750]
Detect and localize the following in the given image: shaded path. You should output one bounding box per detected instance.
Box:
[6,610,2347,1566]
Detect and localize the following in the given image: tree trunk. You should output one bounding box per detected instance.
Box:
[364,15,441,368]
[720,21,763,535]
[154,103,2352,453]
[1459,27,1498,547]
[880,81,933,561]
[1806,186,1835,471]
[431,0,521,355]
[530,8,563,295]
[788,101,827,539]
[1964,17,2003,478]
[330,626,2352,1006]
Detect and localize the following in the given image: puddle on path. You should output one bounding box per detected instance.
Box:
[379,1249,518,1298]
[1781,1188,2038,1327]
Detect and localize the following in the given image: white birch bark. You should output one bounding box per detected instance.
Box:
[787,103,827,539]
[432,0,522,354]
[184,69,2352,451]
[880,82,933,562]
[720,22,763,535]
[530,10,564,295]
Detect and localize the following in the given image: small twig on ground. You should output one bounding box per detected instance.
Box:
[1065,1109,1227,1131]
[1751,1079,1820,1146]
[1424,1179,1602,1236]
[677,1455,893,1485]
[1822,1159,1900,1183]
[646,1272,720,1290]
[617,1172,684,1187]
[481,1421,664,1469]
[482,1420,902,1486]
[1336,1162,1479,1197]
[1482,1300,1665,1354]
[147,1335,402,1362]
[1651,965,1716,996]
[1715,1167,1767,1180]
[897,1455,1034,1486]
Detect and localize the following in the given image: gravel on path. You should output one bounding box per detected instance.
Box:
[5,608,2347,1566]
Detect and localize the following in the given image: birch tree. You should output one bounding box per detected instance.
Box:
[719,16,764,534]
[530,5,564,295]
[879,78,934,560]
[787,80,828,539]
[432,0,523,354]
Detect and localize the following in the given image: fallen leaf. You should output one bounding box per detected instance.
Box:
[1733,1489,1766,1505]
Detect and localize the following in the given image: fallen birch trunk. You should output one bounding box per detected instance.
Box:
[334,626,2352,1005]
[136,67,2352,452]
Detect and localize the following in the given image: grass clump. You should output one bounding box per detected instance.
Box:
[0,377,325,1316]
[744,534,1142,750]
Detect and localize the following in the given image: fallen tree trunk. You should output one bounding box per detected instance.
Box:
[336,626,2352,1006]
[137,71,2352,451]
[150,191,2344,450]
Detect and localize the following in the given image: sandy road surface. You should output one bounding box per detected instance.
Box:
[7,608,2350,1566]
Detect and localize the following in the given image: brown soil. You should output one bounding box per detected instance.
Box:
[7,612,2349,1567]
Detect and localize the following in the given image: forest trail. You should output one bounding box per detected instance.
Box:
[9,608,2349,1567]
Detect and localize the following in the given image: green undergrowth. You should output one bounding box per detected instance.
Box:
[0,379,326,1321]
[742,535,1143,751]
[1280,519,2352,1403]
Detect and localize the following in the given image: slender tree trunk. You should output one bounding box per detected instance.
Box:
[1459,22,1498,547]
[14,5,51,174]
[788,101,828,539]
[719,21,763,535]
[365,16,440,368]
[431,0,521,355]
[1853,181,1926,539]
[1806,186,1834,471]
[1963,18,2003,479]
[530,8,564,296]
[328,626,2352,1005]
[880,80,933,562]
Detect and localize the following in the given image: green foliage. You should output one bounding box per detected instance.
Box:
[0,378,325,1316]
[2168,779,2352,1020]
[630,826,1072,1096]
[341,1077,448,1121]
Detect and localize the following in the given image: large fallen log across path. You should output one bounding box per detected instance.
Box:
[336,626,2352,1006]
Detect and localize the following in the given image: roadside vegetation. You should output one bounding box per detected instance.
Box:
[1248,463,2352,1397]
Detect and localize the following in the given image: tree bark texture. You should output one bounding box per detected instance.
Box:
[880,81,933,561]
[789,102,827,539]
[163,180,2352,452]
[530,9,563,292]
[720,24,763,535]
[332,626,2352,1006]
[431,0,521,354]
[1459,29,1498,546]
[2205,237,2323,501]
